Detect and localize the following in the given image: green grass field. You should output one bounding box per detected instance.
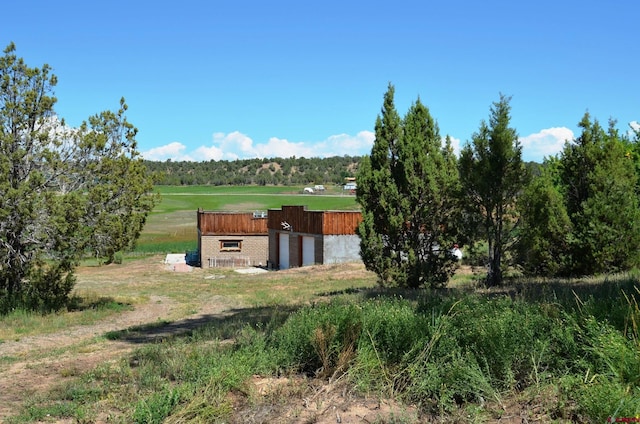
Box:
[136,185,359,254]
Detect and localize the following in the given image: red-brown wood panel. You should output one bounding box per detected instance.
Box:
[198,211,268,235]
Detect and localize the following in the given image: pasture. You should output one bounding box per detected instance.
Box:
[137,185,359,255]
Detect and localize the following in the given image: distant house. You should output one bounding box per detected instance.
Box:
[267,205,362,270]
[197,209,268,268]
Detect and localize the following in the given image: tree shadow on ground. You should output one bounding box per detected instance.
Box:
[67,295,133,313]
[104,304,300,344]
[315,273,640,330]
[104,272,640,345]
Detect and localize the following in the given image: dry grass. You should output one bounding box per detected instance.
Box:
[0,258,378,421]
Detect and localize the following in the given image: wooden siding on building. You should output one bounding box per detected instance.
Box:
[198,210,268,235]
[322,211,362,235]
[267,206,362,235]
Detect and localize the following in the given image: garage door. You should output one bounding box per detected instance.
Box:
[279,233,290,269]
[302,236,315,266]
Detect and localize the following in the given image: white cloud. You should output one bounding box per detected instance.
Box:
[194,144,225,161]
[145,131,376,162]
[253,137,316,158]
[320,131,375,156]
[519,127,574,162]
[142,128,574,164]
[211,131,255,158]
[141,142,194,161]
[445,136,462,157]
[248,131,375,159]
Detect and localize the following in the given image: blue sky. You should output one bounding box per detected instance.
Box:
[3,0,638,162]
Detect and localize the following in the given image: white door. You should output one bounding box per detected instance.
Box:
[302,236,315,266]
[279,233,290,269]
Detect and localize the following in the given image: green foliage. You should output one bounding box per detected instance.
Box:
[269,285,640,417]
[0,44,156,313]
[12,400,90,424]
[459,94,529,286]
[558,314,640,423]
[132,386,184,424]
[113,251,124,264]
[515,114,640,278]
[356,84,461,288]
[19,276,640,423]
[271,301,363,376]
[558,114,640,275]
[515,166,572,276]
[145,155,363,186]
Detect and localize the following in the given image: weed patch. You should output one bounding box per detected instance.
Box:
[7,260,640,423]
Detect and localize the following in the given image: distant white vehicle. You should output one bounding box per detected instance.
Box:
[343,182,357,190]
[303,187,314,194]
[314,185,325,191]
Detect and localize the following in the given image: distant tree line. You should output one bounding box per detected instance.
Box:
[144,155,364,186]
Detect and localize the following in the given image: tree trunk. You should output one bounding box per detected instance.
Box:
[486,219,503,287]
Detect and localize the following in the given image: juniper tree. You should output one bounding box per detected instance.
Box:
[0,43,156,313]
[459,94,528,286]
[559,114,640,274]
[356,84,461,288]
[515,163,572,277]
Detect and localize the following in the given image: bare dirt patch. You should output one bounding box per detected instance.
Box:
[239,375,419,424]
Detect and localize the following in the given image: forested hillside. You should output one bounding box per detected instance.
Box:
[144,155,363,186]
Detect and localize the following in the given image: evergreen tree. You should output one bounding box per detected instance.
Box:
[0,43,156,313]
[559,114,640,274]
[356,84,460,288]
[76,102,158,264]
[459,94,528,286]
[515,164,571,276]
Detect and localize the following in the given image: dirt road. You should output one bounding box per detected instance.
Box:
[0,293,232,421]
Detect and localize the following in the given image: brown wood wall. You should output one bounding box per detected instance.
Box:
[322,211,362,235]
[198,210,268,235]
[267,206,362,235]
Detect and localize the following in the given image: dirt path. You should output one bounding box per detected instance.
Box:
[0,294,230,421]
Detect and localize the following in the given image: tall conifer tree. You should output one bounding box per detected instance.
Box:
[357,84,460,288]
[559,114,640,274]
[459,94,528,286]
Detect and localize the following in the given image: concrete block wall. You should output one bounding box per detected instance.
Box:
[322,235,362,264]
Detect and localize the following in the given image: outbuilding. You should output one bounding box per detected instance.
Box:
[267,205,362,269]
[197,209,268,268]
